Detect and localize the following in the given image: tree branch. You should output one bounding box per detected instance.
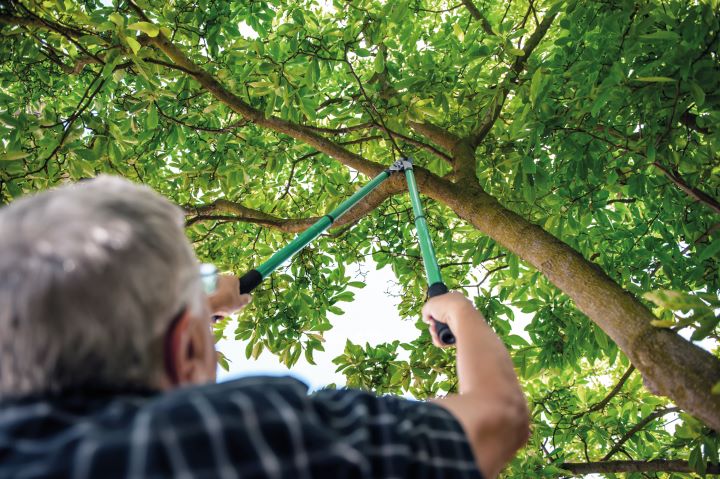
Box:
[408,120,461,151]
[560,127,720,215]
[304,121,453,164]
[561,460,719,475]
[154,102,248,134]
[467,11,557,149]
[185,179,405,232]
[0,12,84,38]
[601,406,680,461]
[460,0,495,36]
[383,125,453,163]
[136,21,387,179]
[300,122,374,134]
[653,161,720,215]
[575,366,635,417]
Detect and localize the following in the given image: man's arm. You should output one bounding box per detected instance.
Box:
[424,292,530,479]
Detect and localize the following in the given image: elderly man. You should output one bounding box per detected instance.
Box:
[0,176,529,479]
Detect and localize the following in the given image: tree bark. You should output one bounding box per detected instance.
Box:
[561,460,720,475]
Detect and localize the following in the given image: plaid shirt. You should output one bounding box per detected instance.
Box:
[0,376,483,479]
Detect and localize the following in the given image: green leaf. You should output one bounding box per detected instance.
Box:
[332,291,355,303]
[108,12,124,27]
[304,347,316,365]
[650,319,675,328]
[634,76,676,83]
[0,150,30,161]
[529,68,545,107]
[374,50,385,74]
[689,81,705,107]
[646,143,656,162]
[689,445,705,474]
[452,23,464,42]
[643,290,707,311]
[127,21,160,37]
[147,104,159,129]
[125,36,141,55]
[299,97,316,120]
[508,254,519,278]
[698,240,720,261]
[216,351,230,371]
[691,315,719,341]
[639,30,681,41]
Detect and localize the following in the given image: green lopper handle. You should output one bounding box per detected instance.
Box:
[404,159,456,345]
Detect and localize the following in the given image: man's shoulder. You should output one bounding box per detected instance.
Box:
[144,375,311,417]
[163,375,310,402]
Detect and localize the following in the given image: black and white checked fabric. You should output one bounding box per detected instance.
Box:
[0,376,483,479]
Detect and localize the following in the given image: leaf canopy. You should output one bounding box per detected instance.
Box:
[1,0,719,476]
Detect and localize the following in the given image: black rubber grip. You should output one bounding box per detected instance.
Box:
[427,282,456,345]
[428,282,449,298]
[239,269,263,294]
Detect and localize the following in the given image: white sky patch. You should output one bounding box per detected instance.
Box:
[238,21,258,39]
[217,263,418,390]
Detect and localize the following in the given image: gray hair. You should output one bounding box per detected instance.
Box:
[0,176,205,398]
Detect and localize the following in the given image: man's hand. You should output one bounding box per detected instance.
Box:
[422,291,479,348]
[208,275,252,317]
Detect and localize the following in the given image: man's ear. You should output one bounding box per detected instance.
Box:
[164,309,208,387]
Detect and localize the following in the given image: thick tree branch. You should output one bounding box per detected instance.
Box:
[438,180,720,430]
[0,13,83,38]
[408,120,461,151]
[601,406,680,461]
[185,179,406,232]
[561,460,720,475]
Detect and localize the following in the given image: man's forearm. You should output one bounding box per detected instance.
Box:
[425,293,529,478]
[451,308,525,402]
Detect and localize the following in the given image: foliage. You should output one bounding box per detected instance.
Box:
[1,0,719,476]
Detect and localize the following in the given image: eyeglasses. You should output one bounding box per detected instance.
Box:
[199,263,218,294]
